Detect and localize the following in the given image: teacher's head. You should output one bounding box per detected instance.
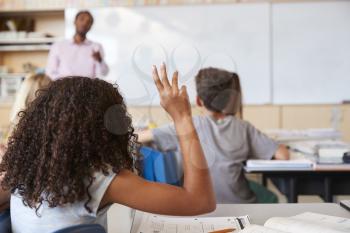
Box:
[74,11,94,37]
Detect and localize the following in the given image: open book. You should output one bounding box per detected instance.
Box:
[241,212,350,233]
[136,214,251,233]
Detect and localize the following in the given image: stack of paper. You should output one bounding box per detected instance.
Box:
[318,145,350,164]
[246,160,314,171]
[287,140,350,164]
[266,129,342,142]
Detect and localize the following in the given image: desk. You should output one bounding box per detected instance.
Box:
[130,203,350,233]
[245,166,350,203]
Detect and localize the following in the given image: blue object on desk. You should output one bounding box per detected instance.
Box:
[343,152,350,164]
[53,224,106,233]
[0,209,11,233]
[140,147,180,186]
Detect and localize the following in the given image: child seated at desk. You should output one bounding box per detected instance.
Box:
[139,67,290,203]
[0,64,215,232]
[0,73,51,150]
[9,73,51,133]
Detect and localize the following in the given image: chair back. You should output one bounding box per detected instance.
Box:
[140,147,181,186]
[0,209,11,233]
[53,224,106,233]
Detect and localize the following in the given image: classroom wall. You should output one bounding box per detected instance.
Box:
[0,0,328,11]
[127,105,350,141]
[1,102,349,141]
[0,103,12,127]
[243,105,281,130]
[1,0,349,142]
[3,104,349,139]
[341,107,350,142]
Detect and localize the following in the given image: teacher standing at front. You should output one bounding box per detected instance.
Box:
[46,11,109,80]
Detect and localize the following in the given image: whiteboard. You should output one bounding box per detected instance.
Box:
[272,1,350,104]
[65,4,271,105]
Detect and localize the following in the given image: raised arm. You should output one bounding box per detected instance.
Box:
[94,44,109,77]
[102,64,215,215]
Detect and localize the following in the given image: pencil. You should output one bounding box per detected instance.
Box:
[208,228,235,233]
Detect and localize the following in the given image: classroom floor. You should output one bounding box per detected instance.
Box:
[107,175,350,233]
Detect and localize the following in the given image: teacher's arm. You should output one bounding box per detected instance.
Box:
[46,43,60,80]
[94,44,109,77]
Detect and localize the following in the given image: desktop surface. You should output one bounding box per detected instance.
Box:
[130,203,350,233]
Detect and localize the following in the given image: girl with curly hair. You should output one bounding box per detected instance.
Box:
[0,64,215,232]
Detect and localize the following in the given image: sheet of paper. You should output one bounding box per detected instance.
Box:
[136,214,250,233]
[239,225,287,233]
[293,212,350,232]
[264,212,350,233]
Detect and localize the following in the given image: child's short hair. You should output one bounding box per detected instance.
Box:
[195,67,242,117]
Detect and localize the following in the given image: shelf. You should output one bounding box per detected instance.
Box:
[0,73,27,77]
[0,37,59,45]
[0,44,51,51]
[0,37,62,52]
[0,9,64,16]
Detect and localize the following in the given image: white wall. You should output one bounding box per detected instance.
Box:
[273,1,350,104]
[66,3,272,105]
[65,1,350,106]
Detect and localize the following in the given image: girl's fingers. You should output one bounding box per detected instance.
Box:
[152,65,164,92]
[172,71,179,94]
[160,63,171,89]
[180,85,188,98]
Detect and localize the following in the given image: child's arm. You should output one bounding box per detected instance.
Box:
[45,43,60,80]
[274,144,290,160]
[247,123,290,161]
[101,64,216,216]
[0,188,10,211]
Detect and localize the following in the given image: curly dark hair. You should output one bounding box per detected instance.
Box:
[0,77,138,213]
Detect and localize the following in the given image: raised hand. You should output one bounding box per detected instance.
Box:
[152,63,191,122]
[92,51,102,63]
